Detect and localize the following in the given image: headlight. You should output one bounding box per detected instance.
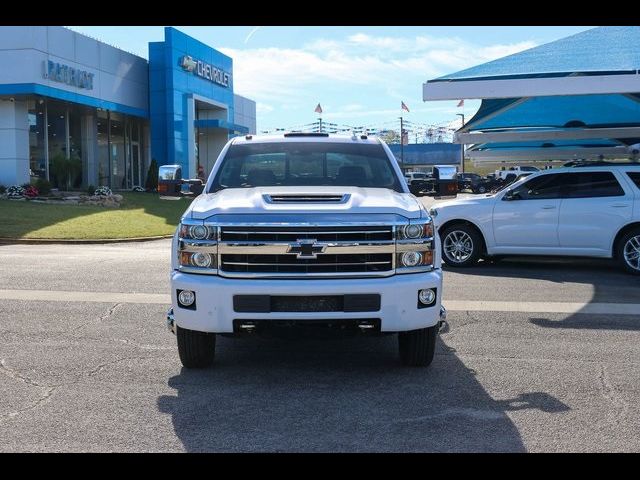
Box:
[401,251,422,267]
[179,223,215,240]
[396,220,435,272]
[397,222,434,240]
[177,222,218,274]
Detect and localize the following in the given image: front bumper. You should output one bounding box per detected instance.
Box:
[169,269,443,333]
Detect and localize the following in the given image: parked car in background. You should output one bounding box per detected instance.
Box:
[457,173,482,192]
[405,171,432,184]
[430,164,640,274]
[495,165,540,180]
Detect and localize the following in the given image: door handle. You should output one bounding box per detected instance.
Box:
[611,204,629,208]
[541,205,556,210]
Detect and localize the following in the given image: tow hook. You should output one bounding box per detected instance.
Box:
[438,305,449,333]
[167,308,176,334]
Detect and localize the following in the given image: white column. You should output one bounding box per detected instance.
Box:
[0,99,29,186]
[81,114,97,187]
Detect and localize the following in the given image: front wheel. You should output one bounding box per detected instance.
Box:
[618,228,640,275]
[177,326,216,368]
[398,325,438,367]
[477,185,487,194]
[441,224,482,267]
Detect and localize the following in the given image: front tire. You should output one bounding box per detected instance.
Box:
[477,185,487,194]
[441,224,483,267]
[398,325,438,367]
[618,228,640,275]
[177,326,216,368]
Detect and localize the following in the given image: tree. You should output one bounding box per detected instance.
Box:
[379,129,400,144]
[145,159,159,192]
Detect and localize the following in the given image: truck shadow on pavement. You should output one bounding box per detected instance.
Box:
[157,335,569,452]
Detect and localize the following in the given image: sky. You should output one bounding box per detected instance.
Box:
[67,26,595,136]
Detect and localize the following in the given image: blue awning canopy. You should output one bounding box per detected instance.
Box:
[194,119,249,134]
[422,27,640,162]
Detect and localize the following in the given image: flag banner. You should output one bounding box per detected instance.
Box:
[315,103,323,114]
[457,99,464,107]
[401,101,410,112]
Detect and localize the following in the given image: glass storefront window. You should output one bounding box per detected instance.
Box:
[28,99,46,180]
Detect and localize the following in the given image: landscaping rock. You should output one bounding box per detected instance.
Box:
[113,194,123,202]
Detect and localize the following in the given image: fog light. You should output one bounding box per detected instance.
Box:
[191,252,213,268]
[418,289,436,305]
[401,251,422,267]
[178,290,195,307]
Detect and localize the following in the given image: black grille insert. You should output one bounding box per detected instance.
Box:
[233,294,381,313]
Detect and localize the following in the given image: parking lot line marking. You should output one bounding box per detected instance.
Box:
[0,289,170,304]
[0,289,638,315]
[444,300,640,316]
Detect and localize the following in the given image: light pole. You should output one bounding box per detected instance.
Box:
[456,113,465,173]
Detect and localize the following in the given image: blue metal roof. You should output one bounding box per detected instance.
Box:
[431,26,640,82]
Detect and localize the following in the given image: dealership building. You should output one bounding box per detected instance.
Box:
[0,26,256,189]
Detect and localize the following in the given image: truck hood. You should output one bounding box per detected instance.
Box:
[186,186,426,221]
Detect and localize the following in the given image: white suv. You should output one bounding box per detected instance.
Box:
[430,164,640,274]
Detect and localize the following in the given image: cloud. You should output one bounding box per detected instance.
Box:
[221,34,537,103]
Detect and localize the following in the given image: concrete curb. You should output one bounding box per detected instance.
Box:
[0,235,173,245]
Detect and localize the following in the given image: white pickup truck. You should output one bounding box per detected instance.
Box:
[167,133,446,368]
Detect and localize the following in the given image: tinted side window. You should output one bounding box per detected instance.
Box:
[564,172,624,198]
[509,173,565,200]
[626,172,640,189]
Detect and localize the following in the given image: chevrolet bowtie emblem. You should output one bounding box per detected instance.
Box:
[180,55,197,72]
[287,239,327,259]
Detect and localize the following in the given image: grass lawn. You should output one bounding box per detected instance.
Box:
[0,192,194,239]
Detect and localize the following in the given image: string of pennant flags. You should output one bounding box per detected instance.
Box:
[258,99,466,143]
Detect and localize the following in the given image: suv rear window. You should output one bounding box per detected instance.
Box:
[626,172,640,189]
[210,142,402,192]
[564,172,624,198]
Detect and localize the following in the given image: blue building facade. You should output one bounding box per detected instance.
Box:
[149,28,251,180]
[0,26,256,188]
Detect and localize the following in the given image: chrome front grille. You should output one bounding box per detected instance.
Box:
[218,225,395,278]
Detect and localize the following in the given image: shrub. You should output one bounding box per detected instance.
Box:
[23,186,39,198]
[50,153,82,191]
[94,186,112,196]
[145,159,159,192]
[132,185,145,192]
[0,185,5,194]
[87,184,96,195]
[34,178,52,196]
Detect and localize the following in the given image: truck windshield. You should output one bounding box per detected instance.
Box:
[209,142,403,193]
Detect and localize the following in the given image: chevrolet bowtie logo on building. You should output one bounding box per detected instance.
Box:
[287,239,327,259]
[180,55,197,72]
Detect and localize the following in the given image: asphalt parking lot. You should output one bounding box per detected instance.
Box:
[1,197,639,452]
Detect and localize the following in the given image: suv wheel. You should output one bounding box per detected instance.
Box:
[441,224,482,267]
[477,185,487,194]
[618,228,640,275]
[398,325,437,367]
[177,326,216,368]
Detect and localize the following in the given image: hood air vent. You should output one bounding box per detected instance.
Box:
[264,194,350,204]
